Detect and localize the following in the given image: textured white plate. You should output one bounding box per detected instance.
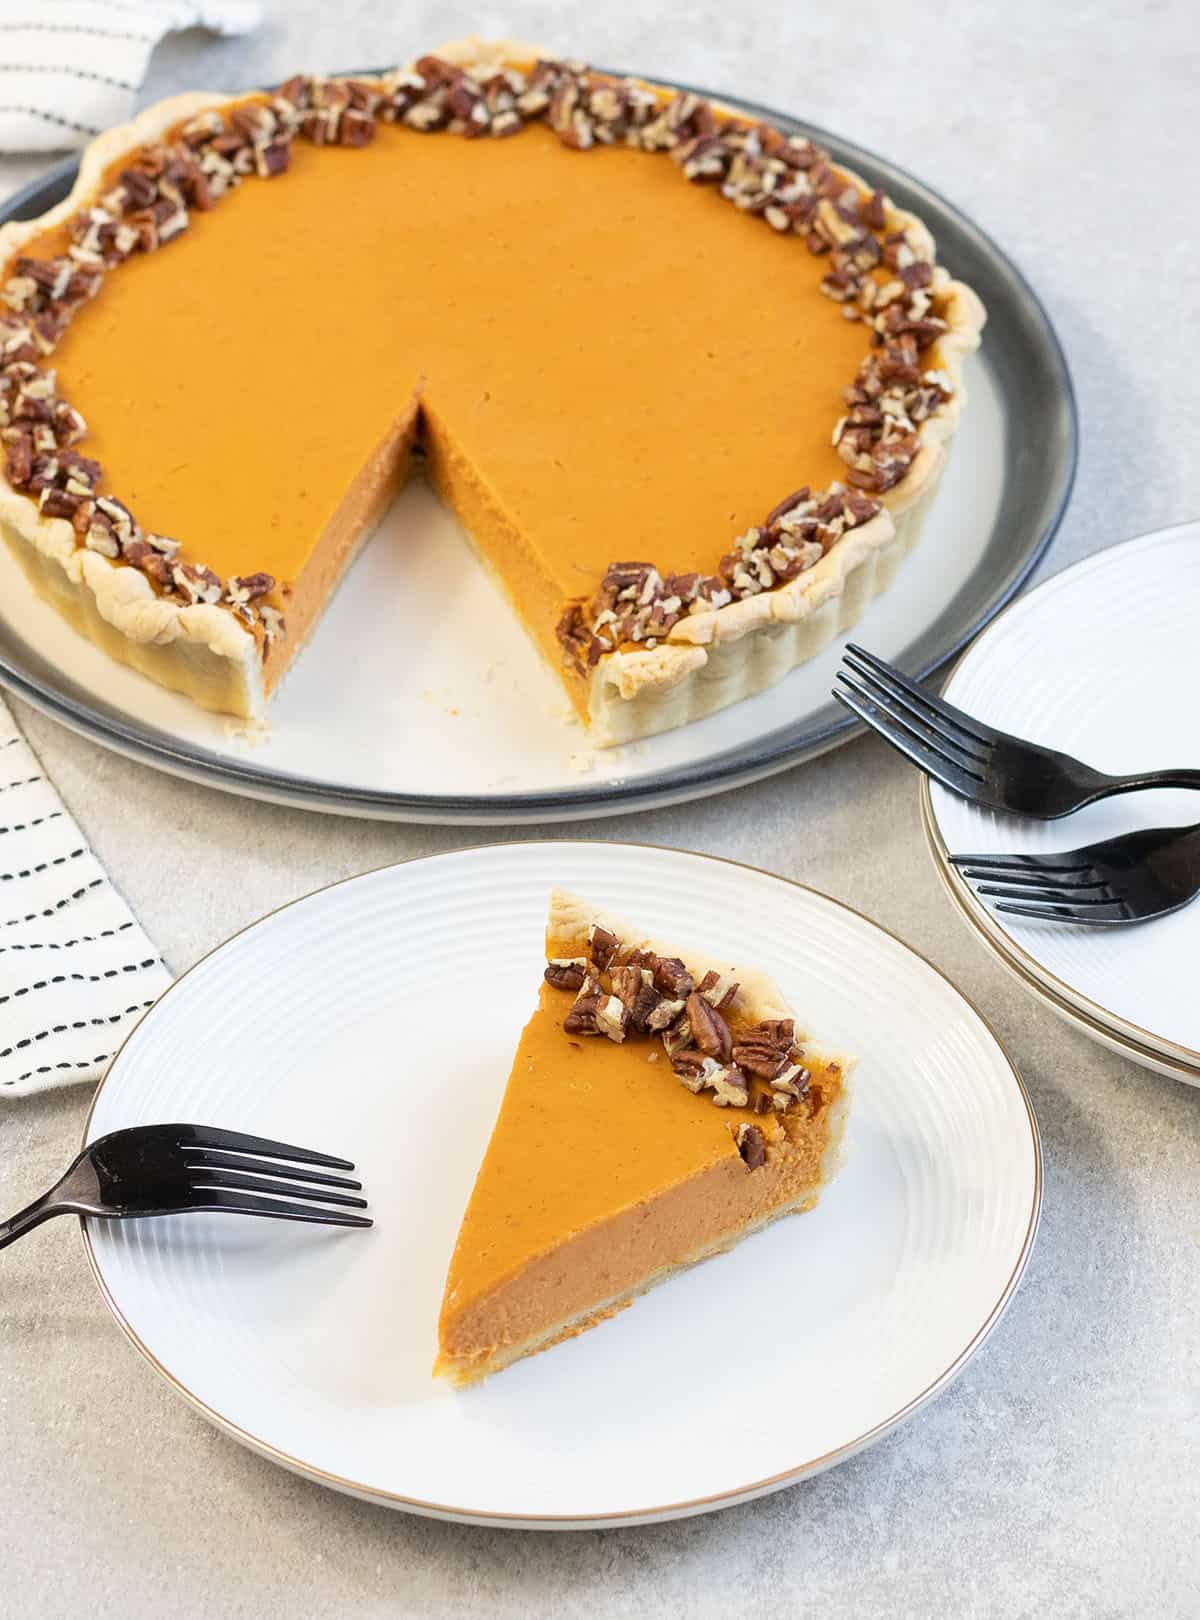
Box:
[926,522,1200,1079]
[82,842,1039,1527]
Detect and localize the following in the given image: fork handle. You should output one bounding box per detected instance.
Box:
[1106,769,1200,796]
[0,1190,65,1250]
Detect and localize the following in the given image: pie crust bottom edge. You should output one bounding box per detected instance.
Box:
[1,520,263,719]
[434,1157,847,1388]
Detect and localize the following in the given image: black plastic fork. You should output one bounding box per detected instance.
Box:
[950,821,1200,925]
[0,1123,372,1249]
[834,644,1200,818]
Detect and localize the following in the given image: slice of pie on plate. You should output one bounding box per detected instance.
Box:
[435,890,853,1386]
[0,40,983,744]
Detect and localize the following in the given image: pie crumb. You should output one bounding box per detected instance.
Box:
[568,750,595,775]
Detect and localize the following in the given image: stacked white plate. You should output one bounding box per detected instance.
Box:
[923,521,1200,1083]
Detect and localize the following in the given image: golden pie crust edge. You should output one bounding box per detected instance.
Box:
[0,43,985,738]
[437,886,855,1385]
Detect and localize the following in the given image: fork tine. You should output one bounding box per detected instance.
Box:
[949,851,1096,875]
[837,674,986,781]
[188,1167,368,1208]
[993,899,1131,925]
[181,1148,362,1191]
[834,683,986,796]
[176,1124,354,1171]
[190,1188,373,1227]
[842,650,990,762]
[958,867,1106,892]
[976,883,1116,905]
[844,644,998,748]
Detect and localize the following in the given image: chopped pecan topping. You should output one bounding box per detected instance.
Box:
[709,1067,750,1107]
[770,1062,811,1097]
[731,1038,789,1080]
[594,994,629,1042]
[587,922,620,972]
[742,1018,795,1048]
[225,571,275,604]
[685,991,733,1063]
[644,994,684,1032]
[171,561,222,605]
[696,970,739,1010]
[563,977,604,1035]
[670,1049,724,1093]
[544,956,588,991]
[610,963,664,1032]
[661,1014,693,1059]
[652,956,693,998]
[735,1122,766,1169]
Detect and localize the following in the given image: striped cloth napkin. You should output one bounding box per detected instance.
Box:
[0,0,262,154]
[0,694,171,1098]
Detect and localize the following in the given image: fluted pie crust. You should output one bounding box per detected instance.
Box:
[0,39,984,745]
[435,889,853,1386]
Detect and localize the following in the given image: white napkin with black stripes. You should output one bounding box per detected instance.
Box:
[0,0,262,154]
[0,694,171,1098]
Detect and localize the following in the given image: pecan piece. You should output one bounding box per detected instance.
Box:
[695,969,739,1010]
[709,1067,750,1107]
[731,1039,789,1081]
[685,992,733,1063]
[610,964,664,1032]
[587,922,620,972]
[225,571,275,604]
[610,962,651,1005]
[644,994,684,1033]
[4,432,34,487]
[770,1062,811,1097]
[544,956,588,991]
[255,138,291,177]
[38,487,81,520]
[563,978,603,1035]
[735,1123,766,1169]
[593,994,629,1043]
[670,1049,723,1093]
[660,1014,693,1058]
[652,956,694,998]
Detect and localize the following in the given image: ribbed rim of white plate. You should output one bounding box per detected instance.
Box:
[76,842,1042,1528]
[919,523,1200,1078]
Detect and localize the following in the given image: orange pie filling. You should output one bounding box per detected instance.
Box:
[0,50,981,732]
[436,893,850,1385]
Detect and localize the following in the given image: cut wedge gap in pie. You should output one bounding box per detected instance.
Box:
[435,888,854,1386]
[0,40,984,745]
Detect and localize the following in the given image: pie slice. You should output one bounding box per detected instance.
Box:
[435,889,853,1386]
[0,40,984,746]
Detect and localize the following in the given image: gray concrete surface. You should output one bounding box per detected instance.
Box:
[1,3,1197,1616]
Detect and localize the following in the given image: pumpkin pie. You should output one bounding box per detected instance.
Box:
[435,889,853,1385]
[0,40,984,745]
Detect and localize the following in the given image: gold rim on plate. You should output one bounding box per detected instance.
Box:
[921,777,1200,1083]
[79,840,1043,1528]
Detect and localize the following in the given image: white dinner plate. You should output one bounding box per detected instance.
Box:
[82,842,1040,1528]
[0,80,1076,823]
[924,522,1200,1082]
